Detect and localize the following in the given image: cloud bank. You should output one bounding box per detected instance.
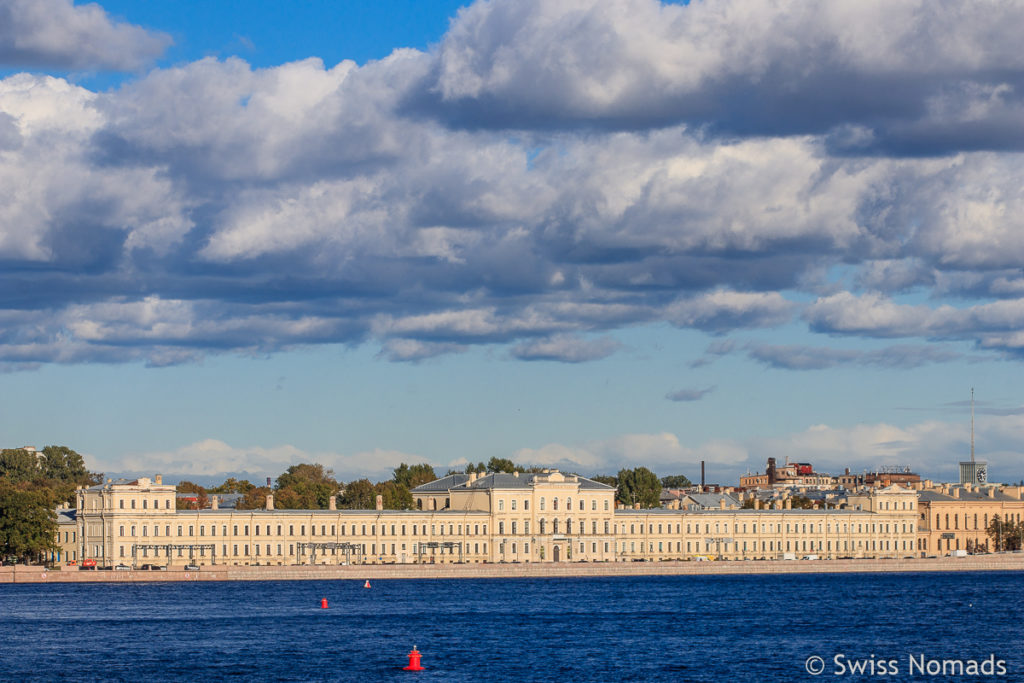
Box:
[0,0,1023,369]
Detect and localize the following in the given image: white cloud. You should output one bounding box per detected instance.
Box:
[102,439,432,483]
[0,0,170,71]
[511,334,622,363]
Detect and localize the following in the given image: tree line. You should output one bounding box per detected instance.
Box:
[180,458,692,512]
[177,462,440,511]
[0,446,100,563]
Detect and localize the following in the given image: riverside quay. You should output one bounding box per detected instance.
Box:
[54,470,920,567]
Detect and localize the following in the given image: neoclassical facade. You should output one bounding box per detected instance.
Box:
[59,470,920,567]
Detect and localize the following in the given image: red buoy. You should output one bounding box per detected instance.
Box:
[364,579,371,588]
[403,646,424,671]
[320,598,328,609]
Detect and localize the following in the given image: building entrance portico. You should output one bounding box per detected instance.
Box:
[553,545,560,562]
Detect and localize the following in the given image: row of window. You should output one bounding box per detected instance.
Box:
[118,522,490,538]
[617,539,915,554]
[496,497,612,512]
[619,521,911,535]
[117,498,171,510]
[932,511,1021,531]
[118,542,491,558]
[496,520,613,535]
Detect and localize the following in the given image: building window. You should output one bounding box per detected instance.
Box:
[511,500,516,511]
[540,498,545,511]
[524,500,530,511]
[498,500,504,511]
[119,500,124,509]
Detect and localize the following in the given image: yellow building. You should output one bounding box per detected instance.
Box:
[67,470,919,568]
[915,484,1024,555]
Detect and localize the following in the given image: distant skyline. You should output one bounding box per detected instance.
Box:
[2,0,1024,485]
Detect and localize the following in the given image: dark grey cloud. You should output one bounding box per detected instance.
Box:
[665,386,715,402]
[747,343,962,371]
[0,0,170,71]
[0,1,1023,369]
[410,0,1024,155]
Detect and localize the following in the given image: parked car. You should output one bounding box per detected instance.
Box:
[114,564,131,570]
[184,564,200,571]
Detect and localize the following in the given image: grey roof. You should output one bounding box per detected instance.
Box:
[456,472,614,491]
[684,493,741,509]
[85,478,139,490]
[918,488,1017,502]
[413,470,613,493]
[411,473,470,493]
[56,509,76,524]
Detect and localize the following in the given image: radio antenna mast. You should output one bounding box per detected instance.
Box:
[970,387,975,463]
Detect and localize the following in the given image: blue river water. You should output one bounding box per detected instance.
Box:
[1,570,1021,682]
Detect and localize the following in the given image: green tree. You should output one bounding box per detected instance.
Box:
[616,467,661,508]
[38,446,92,483]
[275,464,338,509]
[339,479,375,510]
[235,486,271,510]
[375,481,415,510]
[0,483,57,562]
[0,448,40,483]
[987,515,1023,552]
[660,474,692,488]
[393,463,437,489]
[591,474,617,488]
[486,457,517,473]
[464,462,487,474]
[209,477,256,494]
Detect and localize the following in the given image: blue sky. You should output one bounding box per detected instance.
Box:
[1,0,1024,486]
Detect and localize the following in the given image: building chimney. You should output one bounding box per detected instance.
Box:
[266,493,274,510]
[701,461,706,491]
[376,494,383,511]
[952,488,960,499]
[155,474,162,485]
[329,495,337,510]
[513,471,519,477]
[785,500,792,510]
[211,496,219,510]
[988,487,996,498]
[719,499,726,510]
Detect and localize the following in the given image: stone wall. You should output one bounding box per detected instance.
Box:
[4,554,1024,583]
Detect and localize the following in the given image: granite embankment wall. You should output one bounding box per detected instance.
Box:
[4,555,1024,583]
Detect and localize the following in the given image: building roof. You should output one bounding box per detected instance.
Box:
[411,473,470,493]
[56,509,76,524]
[413,470,614,494]
[683,492,741,509]
[918,488,1017,503]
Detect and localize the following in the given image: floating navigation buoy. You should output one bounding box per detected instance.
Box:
[321,598,328,609]
[364,580,371,588]
[403,645,424,671]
